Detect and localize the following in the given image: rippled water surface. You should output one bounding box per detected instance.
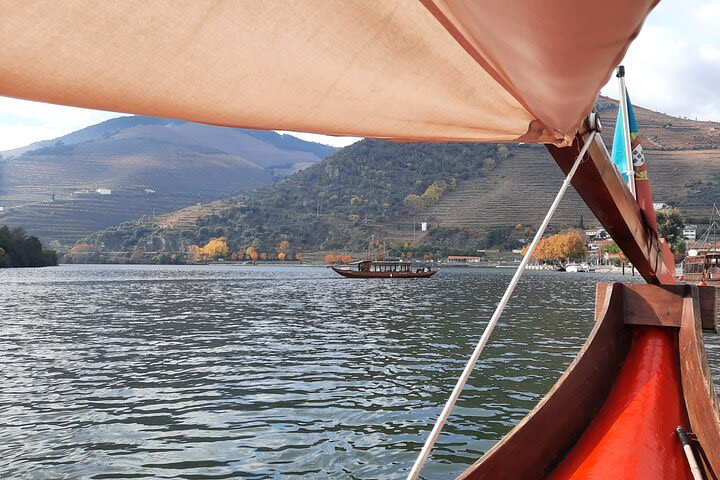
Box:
[1,264,719,479]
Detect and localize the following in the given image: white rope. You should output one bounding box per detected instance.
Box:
[407,130,598,480]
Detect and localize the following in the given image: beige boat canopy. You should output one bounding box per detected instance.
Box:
[0,0,657,146]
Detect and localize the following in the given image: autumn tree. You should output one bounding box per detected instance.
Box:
[201,237,229,260]
[325,252,337,264]
[403,194,423,213]
[69,243,92,254]
[337,254,351,264]
[521,230,588,263]
[295,252,304,262]
[276,240,291,261]
[245,246,259,263]
[187,244,203,263]
[130,247,145,262]
[421,180,448,206]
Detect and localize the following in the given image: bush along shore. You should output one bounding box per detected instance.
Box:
[0,226,58,268]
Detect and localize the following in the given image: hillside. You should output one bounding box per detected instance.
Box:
[422,97,720,231]
[0,116,336,243]
[77,140,509,260]
[68,96,720,262]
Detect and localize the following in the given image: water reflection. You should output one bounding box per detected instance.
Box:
[0,265,717,479]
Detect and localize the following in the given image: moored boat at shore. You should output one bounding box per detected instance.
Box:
[684,250,720,287]
[331,260,437,278]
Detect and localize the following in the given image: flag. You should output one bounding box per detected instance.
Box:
[612,93,658,232]
[611,101,632,183]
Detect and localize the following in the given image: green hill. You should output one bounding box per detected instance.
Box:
[0,116,336,243]
[68,97,720,262]
[76,140,509,260]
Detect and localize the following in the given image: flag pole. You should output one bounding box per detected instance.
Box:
[616,65,636,198]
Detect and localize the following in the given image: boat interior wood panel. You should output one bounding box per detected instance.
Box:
[620,284,685,327]
[457,283,631,479]
[595,283,718,331]
[679,286,720,478]
[699,287,718,332]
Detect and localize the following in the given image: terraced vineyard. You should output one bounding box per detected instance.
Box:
[422,98,720,232]
[0,193,198,244]
[422,146,596,231]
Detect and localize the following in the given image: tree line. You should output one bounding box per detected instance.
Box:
[0,226,58,268]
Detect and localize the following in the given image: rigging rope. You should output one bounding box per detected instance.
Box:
[407,130,598,480]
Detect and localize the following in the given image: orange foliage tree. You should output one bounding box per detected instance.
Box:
[325,252,337,263]
[69,243,92,254]
[245,246,258,261]
[521,230,588,264]
[337,254,351,264]
[187,244,202,263]
[201,237,229,260]
[277,240,291,261]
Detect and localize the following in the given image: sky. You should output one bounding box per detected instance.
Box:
[1,1,719,151]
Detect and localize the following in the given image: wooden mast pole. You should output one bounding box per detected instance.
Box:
[546,123,675,285]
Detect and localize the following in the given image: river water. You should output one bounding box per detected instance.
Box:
[1,264,718,479]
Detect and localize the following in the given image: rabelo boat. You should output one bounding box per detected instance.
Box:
[331,260,437,279]
[3,2,719,479]
[684,251,720,288]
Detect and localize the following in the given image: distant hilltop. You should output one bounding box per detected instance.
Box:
[0,115,337,244]
[71,96,720,263]
[2,96,719,261]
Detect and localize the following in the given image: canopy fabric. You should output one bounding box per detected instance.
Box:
[0,1,657,145]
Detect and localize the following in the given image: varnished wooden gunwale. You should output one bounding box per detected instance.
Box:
[679,285,720,478]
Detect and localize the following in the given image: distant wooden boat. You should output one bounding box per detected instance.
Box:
[683,250,720,287]
[331,260,437,279]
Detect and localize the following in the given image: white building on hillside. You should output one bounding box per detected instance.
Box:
[96,188,112,195]
[683,226,697,241]
[584,227,608,239]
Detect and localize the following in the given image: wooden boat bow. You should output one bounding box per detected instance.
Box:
[459,283,719,479]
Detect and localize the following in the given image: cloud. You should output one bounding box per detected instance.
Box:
[601,5,720,122]
[0,96,360,151]
[276,131,361,147]
[0,97,127,150]
[694,2,720,25]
